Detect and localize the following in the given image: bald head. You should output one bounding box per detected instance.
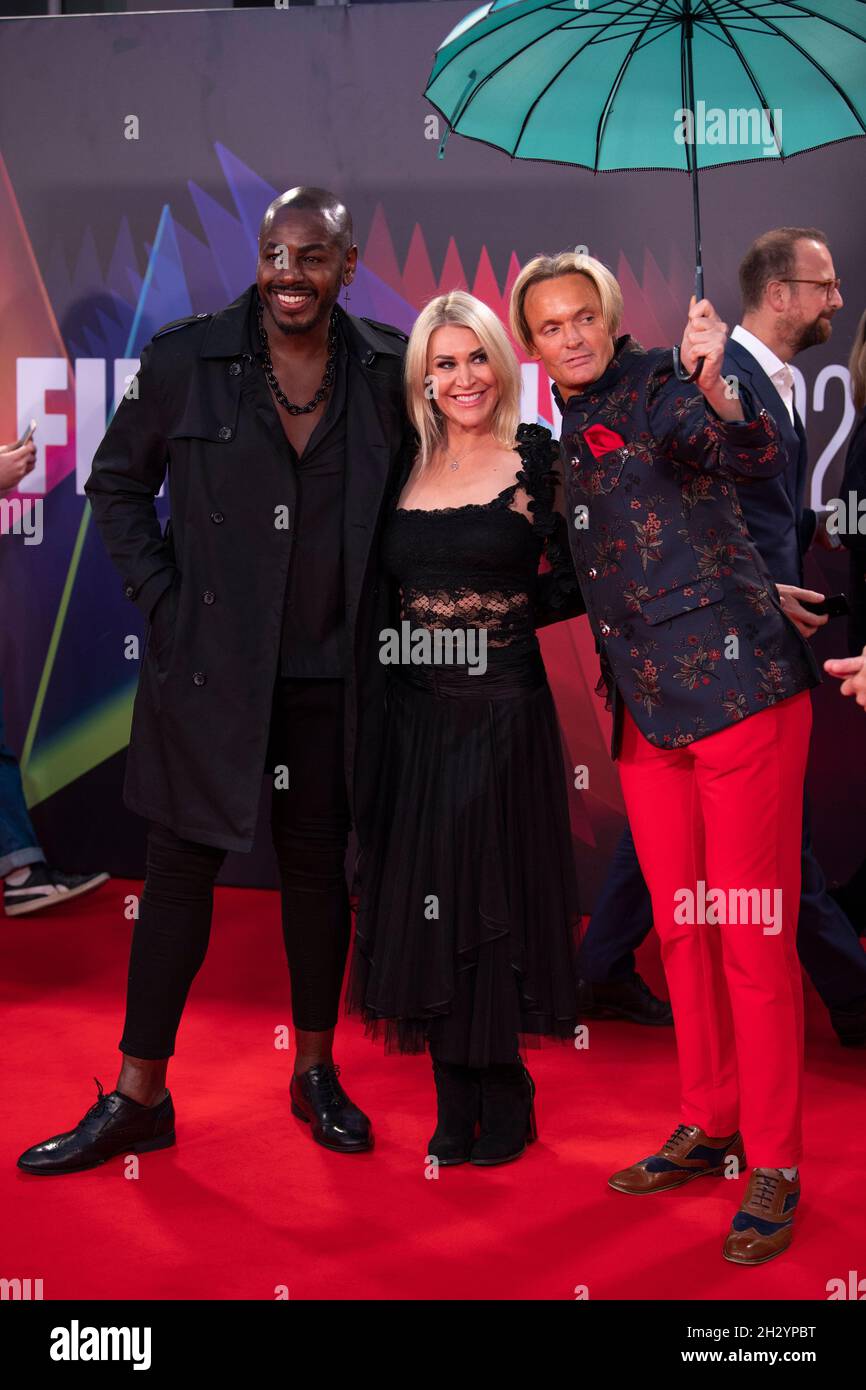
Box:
[259,186,353,254]
[256,186,357,338]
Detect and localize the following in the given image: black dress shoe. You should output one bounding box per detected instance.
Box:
[470,1061,537,1166]
[427,1058,480,1165]
[830,999,866,1048]
[577,971,673,1026]
[290,1064,372,1153]
[17,1078,175,1175]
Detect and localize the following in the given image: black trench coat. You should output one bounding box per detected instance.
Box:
[85,285,409,853]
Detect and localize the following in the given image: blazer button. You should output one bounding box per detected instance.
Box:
[210,511,224,524]
[599,622,611,636]
[228,362,242,377]
[218,426,233,442]
[203,590,215,605]
[193,671,206,686]
[588,567,598,579]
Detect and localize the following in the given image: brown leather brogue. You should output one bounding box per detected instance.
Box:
[608,1122,746,1194]
[723,1168,800,1265]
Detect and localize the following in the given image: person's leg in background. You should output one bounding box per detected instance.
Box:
[796,797,866,1046]
[17,819,225,1174]
[0,683,108,918]
[577,823,672,1025]
[269,677,371,1152]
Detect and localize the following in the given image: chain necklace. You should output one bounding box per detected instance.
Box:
[438,437,491,472]
[256,296,338,415]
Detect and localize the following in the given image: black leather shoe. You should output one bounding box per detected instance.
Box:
[17,1078,175,1175]
[290,1063,372,1153]
[577,972,673,1026]
[470,1061,537,1166]
[427,1058,480,1165]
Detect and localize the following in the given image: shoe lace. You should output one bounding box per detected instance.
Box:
[752,1171,781,1209]
[317,1064,344,1108]
[84,1076,107,1120]
[662,1123,697,1154]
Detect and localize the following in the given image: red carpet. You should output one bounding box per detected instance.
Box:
[3,880,865,1301]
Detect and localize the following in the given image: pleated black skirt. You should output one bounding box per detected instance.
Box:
[347,646,582,1067]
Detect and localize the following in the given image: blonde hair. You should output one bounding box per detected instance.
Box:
[509,250,623,355]
[405,291,521,471]
[849,308,866,412]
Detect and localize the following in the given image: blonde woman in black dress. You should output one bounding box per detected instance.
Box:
[348,291,585,1165]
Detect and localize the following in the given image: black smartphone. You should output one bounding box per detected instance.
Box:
[800,593,850,618]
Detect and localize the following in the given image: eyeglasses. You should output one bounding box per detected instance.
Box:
[778,277,842,298]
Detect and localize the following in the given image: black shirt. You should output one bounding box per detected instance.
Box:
[246,293,348,679]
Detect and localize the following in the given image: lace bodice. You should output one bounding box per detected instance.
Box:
[383,423,580,653]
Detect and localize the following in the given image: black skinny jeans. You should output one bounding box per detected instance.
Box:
[119,678,351,1058]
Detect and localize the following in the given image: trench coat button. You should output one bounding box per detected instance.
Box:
[193,671,206,686]
[218,426,233,442]
[228,362,242,377]
[588,567,598,580]
[210,511,224,524]
[203,590,215,605]
[599,622,611,636]
[124,583,135,599]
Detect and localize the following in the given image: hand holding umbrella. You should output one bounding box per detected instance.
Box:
[678,295,746,418]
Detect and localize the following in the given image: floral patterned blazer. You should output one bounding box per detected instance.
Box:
[553,335,822,757]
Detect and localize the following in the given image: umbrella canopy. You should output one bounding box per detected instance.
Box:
[426,0,866,171]
[425,0,866,378]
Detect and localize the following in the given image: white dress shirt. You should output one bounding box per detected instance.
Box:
[730,323,796,425]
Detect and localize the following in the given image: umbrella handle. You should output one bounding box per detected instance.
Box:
[672,347,705,383]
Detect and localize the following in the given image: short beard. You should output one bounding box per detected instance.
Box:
[780,310,831,356]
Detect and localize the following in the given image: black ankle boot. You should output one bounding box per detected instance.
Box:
[470,1061,537,1166]
[427,1058,480,1165]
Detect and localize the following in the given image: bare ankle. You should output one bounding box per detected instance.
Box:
[117,1055,169,1107]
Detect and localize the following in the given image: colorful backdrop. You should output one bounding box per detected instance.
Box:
[1,3,864,898]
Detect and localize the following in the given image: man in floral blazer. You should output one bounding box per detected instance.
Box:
[511,250,821,1267]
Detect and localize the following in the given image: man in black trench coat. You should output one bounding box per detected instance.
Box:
[17,188,410,1173]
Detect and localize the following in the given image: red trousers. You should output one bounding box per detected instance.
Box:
[617,691,813,1168]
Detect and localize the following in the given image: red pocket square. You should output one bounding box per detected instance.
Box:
[583,424,626,459]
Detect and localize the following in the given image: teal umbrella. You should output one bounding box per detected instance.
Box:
[425,0,866,378]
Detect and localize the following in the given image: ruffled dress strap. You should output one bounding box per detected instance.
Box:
[514,422,585,626]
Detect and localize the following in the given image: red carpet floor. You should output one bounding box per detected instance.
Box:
[3,879,865,1301]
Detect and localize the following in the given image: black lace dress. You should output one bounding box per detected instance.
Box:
[347,423,583,1067]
